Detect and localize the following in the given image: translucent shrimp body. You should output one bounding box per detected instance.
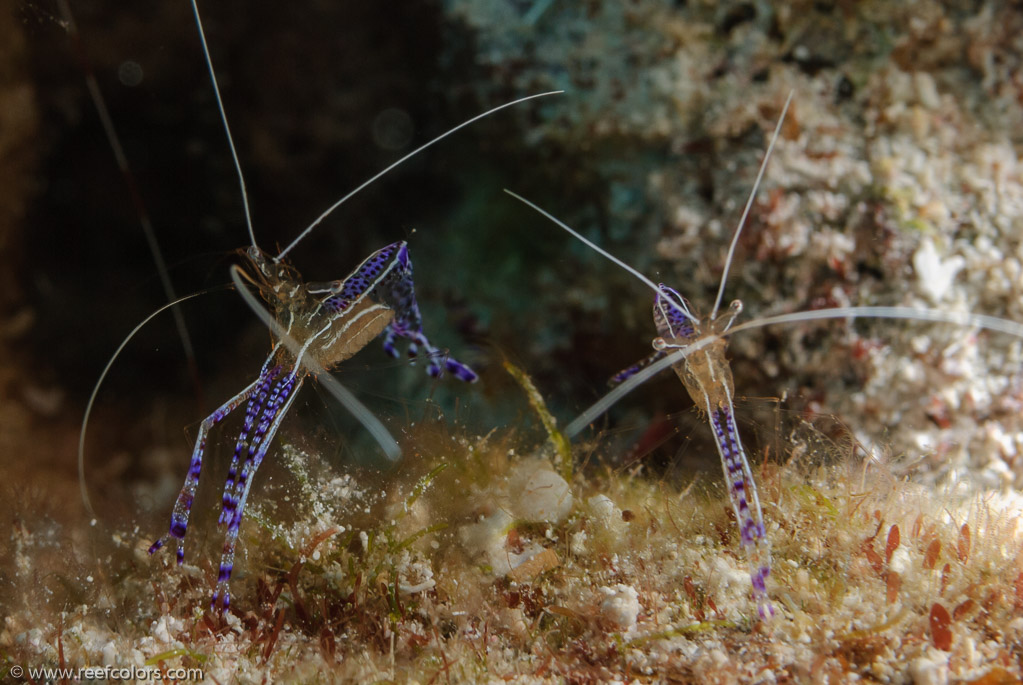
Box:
[507,93,793,620]
[148,242,477,610]
[90,0,558,612]
[605,284,772,618]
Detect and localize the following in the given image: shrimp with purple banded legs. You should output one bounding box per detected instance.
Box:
[77,0,559,612]
[507,90,1023,623]
[146,240,478,611]
[507,93,793,620]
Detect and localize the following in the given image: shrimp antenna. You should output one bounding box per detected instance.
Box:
[79,289,218,519]
[504,189,699,326]
[190,0,258,251]
[565,339,711,438]
[710,90,793,319]
[728,306,1023,340]
[564,304,1023,438]
[276,91,564,262]
[229,266,401,461]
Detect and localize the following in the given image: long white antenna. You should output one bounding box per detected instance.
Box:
[563,304,1023,438]
[728,305,1023,339]
[190,0,258,250]
[275,91,563,261]
[504,189,700,326]
[79,290,213,518]
[710,90,793,319]
[565,339,707,438]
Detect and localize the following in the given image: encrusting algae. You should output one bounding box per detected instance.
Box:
[4,370,1023,681]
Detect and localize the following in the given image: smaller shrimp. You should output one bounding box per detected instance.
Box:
[506,94,791,619]
[507,90,1023,621]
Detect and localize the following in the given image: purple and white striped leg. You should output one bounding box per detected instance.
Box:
[384,323,477,382]
[707,401,773,620]
[217,364,288,527]
[413,331,478,382]
[375,244,477,382]
[319,242,477,383]
[211,372,304,611]
[147,377,263,565]
[218,357,283,525]
[609,349,667,386]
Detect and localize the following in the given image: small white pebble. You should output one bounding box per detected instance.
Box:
[909,650,949,685]
[101,640,118,666]
[888,545,913,575]
[599,584,640,631]
[508,460,572,523]
[914,71,941,109]
[570,530,588,555]
[151,615,181,644]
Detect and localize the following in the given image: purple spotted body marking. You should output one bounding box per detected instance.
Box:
[148,241,476,611]
[609,285,694,385]
[317,242,477,382]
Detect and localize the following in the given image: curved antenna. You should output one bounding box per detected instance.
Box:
[504,189,700,326]
[728,305,1023,339]
[190,0,258,250]
[229,266,401,461]
[564,304,1023,439]
[79,290,215,519]
[275,91,564,262]
[710,90,794,319]
[565,342,705,438]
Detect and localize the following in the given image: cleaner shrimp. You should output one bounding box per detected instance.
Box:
[74,0,557,611]
[507,91,1023,621]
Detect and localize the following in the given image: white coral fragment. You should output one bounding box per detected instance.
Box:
[507,458,573,523]
[599,584,641,631]
[914,238,964,302]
